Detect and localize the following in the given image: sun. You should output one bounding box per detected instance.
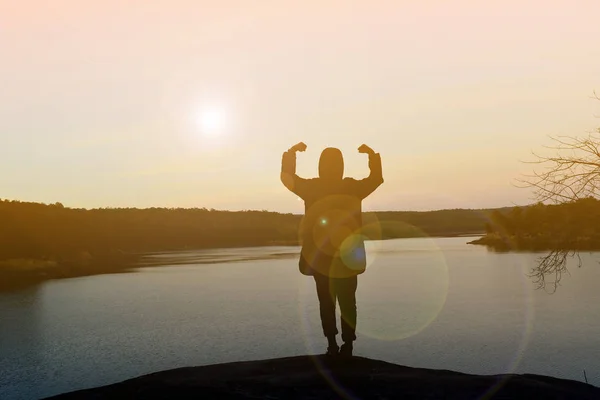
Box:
[198,107,226,135]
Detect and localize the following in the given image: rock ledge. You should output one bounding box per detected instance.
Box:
[47,355,599,399]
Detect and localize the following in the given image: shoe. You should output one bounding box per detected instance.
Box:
[326,344,339,356]
[339,342,353,357]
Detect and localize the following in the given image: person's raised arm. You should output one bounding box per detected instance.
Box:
[281,142,311,199]
[354,144,384,199]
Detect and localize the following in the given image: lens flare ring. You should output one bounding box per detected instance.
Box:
[296,211,537,399]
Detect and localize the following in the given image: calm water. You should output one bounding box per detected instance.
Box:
[1,237,600,399]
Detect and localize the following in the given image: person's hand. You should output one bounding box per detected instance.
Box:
[289,142,307,152]
[358,144,375,155]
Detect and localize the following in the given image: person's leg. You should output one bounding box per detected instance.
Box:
[336,275,358,356]
[313,272,339,354]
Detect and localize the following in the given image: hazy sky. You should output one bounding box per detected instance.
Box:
[2,1,600,213]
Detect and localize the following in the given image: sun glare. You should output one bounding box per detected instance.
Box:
[198,107,226,136]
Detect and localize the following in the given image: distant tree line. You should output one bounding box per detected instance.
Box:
[0,198,490,285]
[0,200,298,262]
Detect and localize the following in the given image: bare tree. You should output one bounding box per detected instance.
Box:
[516,94,600,291]
[529,249,582,293]
[518,131,600,204]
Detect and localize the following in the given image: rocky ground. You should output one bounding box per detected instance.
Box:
[47,355,599,399]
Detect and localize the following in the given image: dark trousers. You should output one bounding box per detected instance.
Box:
[313,272,358,343]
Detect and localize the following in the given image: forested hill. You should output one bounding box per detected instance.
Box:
[0,198,495,286]
[0,199,492,260]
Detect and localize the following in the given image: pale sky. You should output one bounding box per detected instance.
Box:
[2,1,600,213]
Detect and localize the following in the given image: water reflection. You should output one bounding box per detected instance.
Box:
[0,284,43,400]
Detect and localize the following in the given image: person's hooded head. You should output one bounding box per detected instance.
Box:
[318,147,344,181]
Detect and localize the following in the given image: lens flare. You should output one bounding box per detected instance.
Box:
[355,223,450,342]
[467,212,537,399]
[295,206,539,400]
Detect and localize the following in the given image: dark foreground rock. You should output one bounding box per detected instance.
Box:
[46,355,599,400]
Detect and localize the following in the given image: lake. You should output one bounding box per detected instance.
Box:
[1,237,600,399]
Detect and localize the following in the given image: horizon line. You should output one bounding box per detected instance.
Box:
[1,197,529,214]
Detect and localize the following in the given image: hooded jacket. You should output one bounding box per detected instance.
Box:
[281,148,383,278]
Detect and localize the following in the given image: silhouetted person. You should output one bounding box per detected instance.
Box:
[281,142,384,357]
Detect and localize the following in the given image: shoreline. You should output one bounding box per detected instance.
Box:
[0,233,484,293]
[467,235,600,252]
